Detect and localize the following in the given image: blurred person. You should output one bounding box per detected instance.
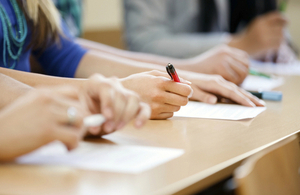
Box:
[50,0,251,84]
[124,0,297,63]
[0,0,263,123]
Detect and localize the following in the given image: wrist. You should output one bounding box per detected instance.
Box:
[227,35,252,54]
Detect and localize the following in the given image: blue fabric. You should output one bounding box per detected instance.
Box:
[0,0,87,77]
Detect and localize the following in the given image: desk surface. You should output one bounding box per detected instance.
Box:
[1,76,300,195]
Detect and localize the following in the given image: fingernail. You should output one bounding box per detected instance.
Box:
[103,108,113,119]
[259,100,266,106]
[105,121,114,133]
[188,89,194,98]
[208,96,217,104]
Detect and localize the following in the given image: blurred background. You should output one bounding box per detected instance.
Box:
[82,0,300,51]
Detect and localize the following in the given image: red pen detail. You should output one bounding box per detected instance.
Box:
[166,63,180,82]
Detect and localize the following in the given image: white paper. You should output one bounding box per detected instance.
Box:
[241,75,284,91]
[16,141,184,174]
[250,60,300,75]
[174,101,266,120]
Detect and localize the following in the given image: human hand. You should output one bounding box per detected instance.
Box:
[187,45,249,85]
[178,72,265,107]
[252,41,298,64]
[0,87,89,161]
[229,12,287,56]
[275,41,298,64]
[81,74,151,136]
[120,70,193,119]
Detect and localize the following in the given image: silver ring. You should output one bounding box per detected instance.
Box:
[67,107,77,125]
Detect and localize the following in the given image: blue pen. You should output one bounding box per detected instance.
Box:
[249,91,282,101]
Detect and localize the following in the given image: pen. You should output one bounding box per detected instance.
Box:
[84,114,106,127]
[166,63,180,82]
[248,91,282,101]
[249,69,271,79]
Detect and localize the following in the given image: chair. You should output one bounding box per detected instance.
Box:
[234,135,300,195]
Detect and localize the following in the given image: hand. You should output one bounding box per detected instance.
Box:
[80,74,151,136]
[187,45,249,85]
[178,71,265,107]
[274,42,298,64]
[252,41,298,64]
[228,12,287,56]
[0,87,90,161]
[120,70,193,119]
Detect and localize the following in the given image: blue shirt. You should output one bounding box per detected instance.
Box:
[0,0,87,77]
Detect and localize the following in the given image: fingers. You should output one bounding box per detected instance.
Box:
[190,85,218,104]
[226,57,249,84]
[217,83,256,107]
[237,88,266,107]
[118,92,140,128]
[53,126,81,150]
[162,80,193,97]
[266,12,287,25]
[83,74,151,134]
[220,62,240,84]
[50,96,88,128]
[134,102,151,128]
[151,103,181,119]
[149,70,192,85]
[111,90,128,129]
[191,76,262,107]
[154,112,174,120]
[164,91,189,106]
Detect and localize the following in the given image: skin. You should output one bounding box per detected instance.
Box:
[0,75,151,161]
[0,46,265,119]
[179,45,250,85]
[77,39,250,85]
[0,73,33,108]
[228,12,289,58]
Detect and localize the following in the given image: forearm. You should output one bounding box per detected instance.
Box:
[0,67,85,88]
[75,50,168,78]
[0,73,32,109]
[76,38,187,66]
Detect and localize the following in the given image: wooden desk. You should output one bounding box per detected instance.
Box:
[1,76,300,195]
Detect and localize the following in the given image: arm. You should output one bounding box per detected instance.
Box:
[0,67,84,87]
[124,0,230,58]
[0,78,150,161]
[77,39,249,84]
[0,73,32,109]
[75,51,263,109]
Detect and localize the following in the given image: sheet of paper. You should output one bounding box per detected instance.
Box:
[250,60,300,75]
[16,141,184,174]
[241,75,284,91]
[174,101,266,120]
